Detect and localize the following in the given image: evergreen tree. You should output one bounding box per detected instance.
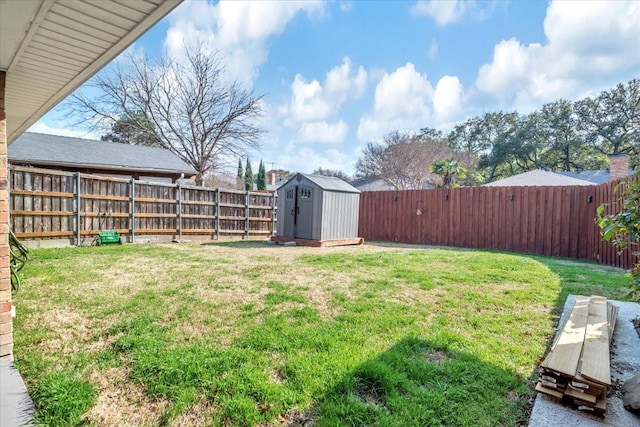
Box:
[244,159,254,191]
[257,160,267,190]
[236,158,244,190]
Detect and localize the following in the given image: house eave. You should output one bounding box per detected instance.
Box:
[1,0,183,144]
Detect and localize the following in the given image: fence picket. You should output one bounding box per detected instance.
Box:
[358,180,637,270]
[9,166,276,244]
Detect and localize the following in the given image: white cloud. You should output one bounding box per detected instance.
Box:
[28,123,99,140]
[374,63,434,120]
[428,39,438,60]
[325,57,368,101]
[433,75,464,121]
[298,120,348,143]
[280,57,367,144]
[411,0,476,26]
[288,74,332,123]
[339,2,353,13]
[165,0,324,85]
[475,0,640,108]
[273,145,356,175]
[476,38,535,101]
[411,0,497,27]
[357,63,437,141]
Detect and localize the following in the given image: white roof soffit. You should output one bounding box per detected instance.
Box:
[0,0,182,144]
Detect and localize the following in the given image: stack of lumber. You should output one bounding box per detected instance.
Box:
[535,295,619,414]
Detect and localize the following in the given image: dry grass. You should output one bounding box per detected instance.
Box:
[86,367,170,427]
[13,240,630,426]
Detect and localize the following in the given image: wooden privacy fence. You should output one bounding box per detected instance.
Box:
[9,165,276,244]
[359,180,636,269]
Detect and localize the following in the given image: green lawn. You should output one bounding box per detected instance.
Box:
[12,241,629,426]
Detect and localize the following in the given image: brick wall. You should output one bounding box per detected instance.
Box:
[610,154,629,182]
[0,71,11,357]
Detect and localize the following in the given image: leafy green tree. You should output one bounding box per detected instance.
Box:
[101,112,162,146]
[597,175,640,301]
[475,112,526,182]
[575,79,640,167]
[430,159,467,188]
[236,158,244,190]
[256,160,267,190]
[447,116,492,155]
[244,159,254,191]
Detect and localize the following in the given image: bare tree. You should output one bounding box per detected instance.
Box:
[355,131,453,189]
[68,43,265,184]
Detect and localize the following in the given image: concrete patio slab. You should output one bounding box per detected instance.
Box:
[0,357,33,427]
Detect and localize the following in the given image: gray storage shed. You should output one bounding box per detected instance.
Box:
[276,173,361,242]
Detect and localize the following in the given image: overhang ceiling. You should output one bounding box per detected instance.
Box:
[0,0,182,144]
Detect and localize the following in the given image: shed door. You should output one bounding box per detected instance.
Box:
[284,188,295,237]
[295,186,313,239]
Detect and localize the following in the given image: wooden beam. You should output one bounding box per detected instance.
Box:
[540,296,589,377]
[579,296,612,386]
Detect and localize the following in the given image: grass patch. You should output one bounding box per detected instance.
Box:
[13,242,628,426]
[31,371,96,426]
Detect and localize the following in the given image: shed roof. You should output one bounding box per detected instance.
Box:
[283,173,360,193]
[9,132,196,176]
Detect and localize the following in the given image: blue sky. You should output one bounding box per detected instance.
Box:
[32,0,640,177]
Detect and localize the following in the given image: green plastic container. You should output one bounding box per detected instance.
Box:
[97,231,122,245]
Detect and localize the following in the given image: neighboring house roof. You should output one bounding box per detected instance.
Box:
[9,132,196,176]
[483,169,598,187]
[557,169,635,184]
[1,0,182,143]
[350,176,395,191]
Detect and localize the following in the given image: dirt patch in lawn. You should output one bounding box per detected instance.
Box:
[23,308,99,355]
[169,399,218,427]
[425,350,449,364]
[86,366,170,427]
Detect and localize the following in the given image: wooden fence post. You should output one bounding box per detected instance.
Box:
[216,187,220,240]
[177,182,182,241]
[130,178,135,243]
[245,190,250,239]
[75,172,81,246]
[271,192,276,235]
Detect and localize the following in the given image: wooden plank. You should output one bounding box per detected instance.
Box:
[535,382,563,400]
[608,303,619,343]
[11,189,74,198]
[565,385,597,404]
[134,213,177,219]
[579,296,611,386]
[81,212,129,218]
[181,200,218,207]
[14,231,75,238]
[82,194,130,202]
[133,229,178,234]
[540,296,589,377]
[11,210,74,216]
